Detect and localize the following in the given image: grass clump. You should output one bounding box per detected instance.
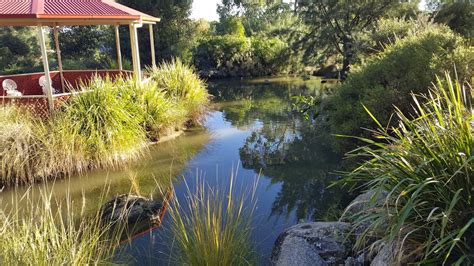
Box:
[343,74,473,264]
[169,175,257,265]
[61,77,148,167]
[0,66,210,186]
[0,189,121,265]
[148,58,210,126]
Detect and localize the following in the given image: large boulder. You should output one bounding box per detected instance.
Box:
[270,222,352,266]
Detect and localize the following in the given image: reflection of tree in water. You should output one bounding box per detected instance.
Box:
[241,120,351,222]
[210,79,351,222]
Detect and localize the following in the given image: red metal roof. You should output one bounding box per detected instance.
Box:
[0,0,159,24]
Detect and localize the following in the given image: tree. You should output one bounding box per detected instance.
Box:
[295,0,397,80]
[0,27,42,74]
[433,2,474,39]
[118,0,195,65]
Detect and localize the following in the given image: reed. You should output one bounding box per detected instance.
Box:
[148,58,210,125]
[0,188,122,265]
[168,174,258,265]
[343,73,473,264]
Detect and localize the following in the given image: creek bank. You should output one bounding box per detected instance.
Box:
[271,190,399,266]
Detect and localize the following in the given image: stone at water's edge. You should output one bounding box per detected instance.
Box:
[341,189,388,220]
[100,194,163,240]
[270,222,352,266]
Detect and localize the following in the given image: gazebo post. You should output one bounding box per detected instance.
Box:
[53,25,65,93]
[129,23,141,82]
[149,24,156,68]
[114,24,123,71]
[37,25,54,111]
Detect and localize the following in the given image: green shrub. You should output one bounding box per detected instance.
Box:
[193,34,289,78]
[327,24,473,153]
[148,59,209,125]
[343,74,473,264]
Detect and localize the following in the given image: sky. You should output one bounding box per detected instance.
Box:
[190,0,426,21]
[190,0,220,21]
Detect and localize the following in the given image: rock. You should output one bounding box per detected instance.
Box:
[371,241,399,266]
[271,222,351,266]
[314,64,339,79]
[99,194,163,239]
[341,189,388,221]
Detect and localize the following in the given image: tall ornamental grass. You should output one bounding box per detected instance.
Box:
[0,189,121,265]
[169,174,257,265]
[0,66,210,186]
[61,77,148,168]
[148,59,210,125]
[344,74,473,264]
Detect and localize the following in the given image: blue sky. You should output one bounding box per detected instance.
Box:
[191,0,220,21]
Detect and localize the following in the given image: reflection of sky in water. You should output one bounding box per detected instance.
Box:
[122,77,349,265]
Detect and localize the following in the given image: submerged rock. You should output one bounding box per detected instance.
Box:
[99,194,163,239]
[270,222,351,266]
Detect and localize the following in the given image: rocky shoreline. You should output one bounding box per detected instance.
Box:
[270,190,399,266]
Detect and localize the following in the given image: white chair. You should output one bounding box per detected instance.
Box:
[2,79,22,96]
[39,76,59,95]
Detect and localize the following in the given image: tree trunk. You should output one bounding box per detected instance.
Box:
[340,35,353,81]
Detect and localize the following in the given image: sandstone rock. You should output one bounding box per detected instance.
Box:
[271,222,351,266]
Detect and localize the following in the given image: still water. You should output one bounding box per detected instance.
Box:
[0,77,351,264]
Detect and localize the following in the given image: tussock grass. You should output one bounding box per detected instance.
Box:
[0,188,121,265]
[148,58,210,125]
[168,174,258,265]
[343,74,473,264]
[1,65,210,186]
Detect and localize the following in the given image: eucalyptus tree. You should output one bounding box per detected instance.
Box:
[296,0,398,80]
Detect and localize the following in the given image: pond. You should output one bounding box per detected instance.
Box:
[0,76,351,264]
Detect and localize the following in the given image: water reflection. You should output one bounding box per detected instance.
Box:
[210,77,350,222]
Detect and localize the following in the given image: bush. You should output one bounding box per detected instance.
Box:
[193,35,288,78]
[148,59,209,125]
[327,24,473,153]
[343,74,473,264]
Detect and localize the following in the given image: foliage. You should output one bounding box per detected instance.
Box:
[0,27,43,74]
[327,24,473,153]
[193,34,289,78]
[118,0,196,65]
[62,77,148,166]
[217,16,246,37]
[169,174,257,265]
[0,188,122,264]
[148,59,210,125]
[433,2,474,39]
[342,74,473,264]
[0,69,209,186]
[295,0,398,80]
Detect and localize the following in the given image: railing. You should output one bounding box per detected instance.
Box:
[0,70,132,117]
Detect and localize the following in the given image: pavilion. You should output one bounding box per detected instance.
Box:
[0,0,160,116]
